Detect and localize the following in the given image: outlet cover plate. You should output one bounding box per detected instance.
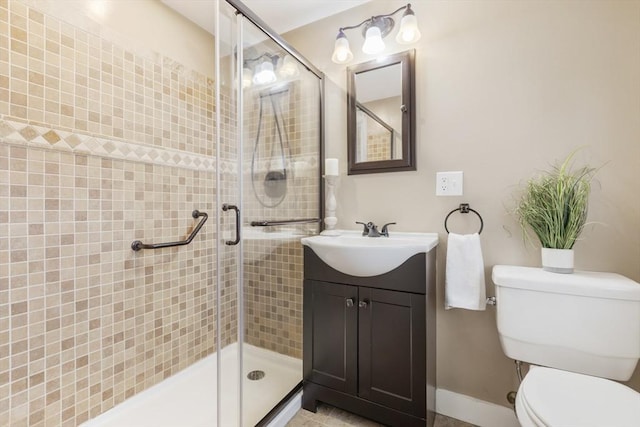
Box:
[436,171,463,196]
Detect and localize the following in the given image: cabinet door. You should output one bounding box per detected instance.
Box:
[304,280,358,394]
[358,287,426,417]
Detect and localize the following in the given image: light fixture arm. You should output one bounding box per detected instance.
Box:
[338,4,409,33]
[244,52,279,67]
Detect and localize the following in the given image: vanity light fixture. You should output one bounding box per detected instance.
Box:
[331,3,421,64]
[243,53,300,88]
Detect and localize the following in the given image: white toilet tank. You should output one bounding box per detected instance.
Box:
[492,265,640,381]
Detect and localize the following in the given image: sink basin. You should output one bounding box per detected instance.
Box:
[301,230,438,277]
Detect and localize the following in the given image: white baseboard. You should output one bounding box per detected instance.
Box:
[266,390,302,427]
[436,388,519,427]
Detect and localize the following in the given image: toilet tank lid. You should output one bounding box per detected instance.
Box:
[492,265,640,301]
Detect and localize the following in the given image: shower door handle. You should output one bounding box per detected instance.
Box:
[222,204,240,246]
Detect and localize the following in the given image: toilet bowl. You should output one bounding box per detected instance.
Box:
[515,366,640,427]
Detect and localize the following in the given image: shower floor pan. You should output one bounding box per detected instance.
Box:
[82,343,302,427]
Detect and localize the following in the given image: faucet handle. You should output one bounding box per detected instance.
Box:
[381,222,396,237]
[355,221,369,236]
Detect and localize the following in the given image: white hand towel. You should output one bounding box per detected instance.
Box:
[445,232,486,310]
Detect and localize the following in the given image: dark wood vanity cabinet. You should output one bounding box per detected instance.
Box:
[305,281,425,414]
[302,246,436,427]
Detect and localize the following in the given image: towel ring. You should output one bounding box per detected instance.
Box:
[444,203,484,234]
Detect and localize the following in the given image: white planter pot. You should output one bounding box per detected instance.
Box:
[541,248,574,274]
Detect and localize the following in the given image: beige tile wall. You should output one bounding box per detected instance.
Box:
[1,1,217,426]
[218,89,239,349]
[366,133,392,162]
[2,1,213,156]
[0,141,216,427]
[243,238,306,358]
[241,75,320,359]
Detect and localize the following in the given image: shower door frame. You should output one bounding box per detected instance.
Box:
[217,1,326,425]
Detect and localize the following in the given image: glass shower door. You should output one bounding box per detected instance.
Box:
[216,1,322,425]
[239,19,322,426]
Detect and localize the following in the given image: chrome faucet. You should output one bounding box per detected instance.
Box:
[355,221,396,237]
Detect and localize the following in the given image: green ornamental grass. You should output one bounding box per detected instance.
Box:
[515,151,597,250]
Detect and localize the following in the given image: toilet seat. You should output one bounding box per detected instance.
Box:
[517,366,640,427]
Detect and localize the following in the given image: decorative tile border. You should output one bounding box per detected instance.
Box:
[0,115,319,180]
[0,116,215,171]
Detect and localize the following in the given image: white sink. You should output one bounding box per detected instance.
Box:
[301,230,438,277]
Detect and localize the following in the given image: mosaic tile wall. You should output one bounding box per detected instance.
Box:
[1,1,214,156]
[241,77,320,359]
[0,1,217,426]
[367,132,392,162]
[219,89,240,350]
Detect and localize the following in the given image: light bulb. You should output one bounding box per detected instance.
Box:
[278,55,299,79]
[252,60,276,85]
[395,6,421,44]
[362,26,385,55]
[331,30,353,64]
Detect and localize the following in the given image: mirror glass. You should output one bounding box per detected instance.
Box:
[355,63,402,162]
[347,50,415,174]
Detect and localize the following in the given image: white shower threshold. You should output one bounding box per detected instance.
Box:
[82,343,302,427]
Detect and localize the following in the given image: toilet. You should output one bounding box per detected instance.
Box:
[492,265,640,427]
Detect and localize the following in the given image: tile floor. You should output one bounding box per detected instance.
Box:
[286,403,478,427]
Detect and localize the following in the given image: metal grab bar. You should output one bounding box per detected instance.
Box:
[250,218,321,227]
[131,210,208,251]
[222,204,240,245]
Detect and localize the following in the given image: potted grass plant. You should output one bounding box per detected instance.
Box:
[514,150,598,273]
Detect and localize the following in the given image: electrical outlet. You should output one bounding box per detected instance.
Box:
[436,171,463,196]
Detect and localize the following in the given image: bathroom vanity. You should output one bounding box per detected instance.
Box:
[301,232,437,427]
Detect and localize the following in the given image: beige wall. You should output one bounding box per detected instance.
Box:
[285,0,640,407]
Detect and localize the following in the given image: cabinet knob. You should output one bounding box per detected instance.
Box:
[345,298,355,307]
[358,300,369,309]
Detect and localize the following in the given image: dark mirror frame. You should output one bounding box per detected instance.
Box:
[347,49,415,175]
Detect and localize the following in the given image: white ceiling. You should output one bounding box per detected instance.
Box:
[161,0,371,35]
[243,0,371,34]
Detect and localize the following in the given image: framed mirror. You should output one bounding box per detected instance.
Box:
[347,50,415,175]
